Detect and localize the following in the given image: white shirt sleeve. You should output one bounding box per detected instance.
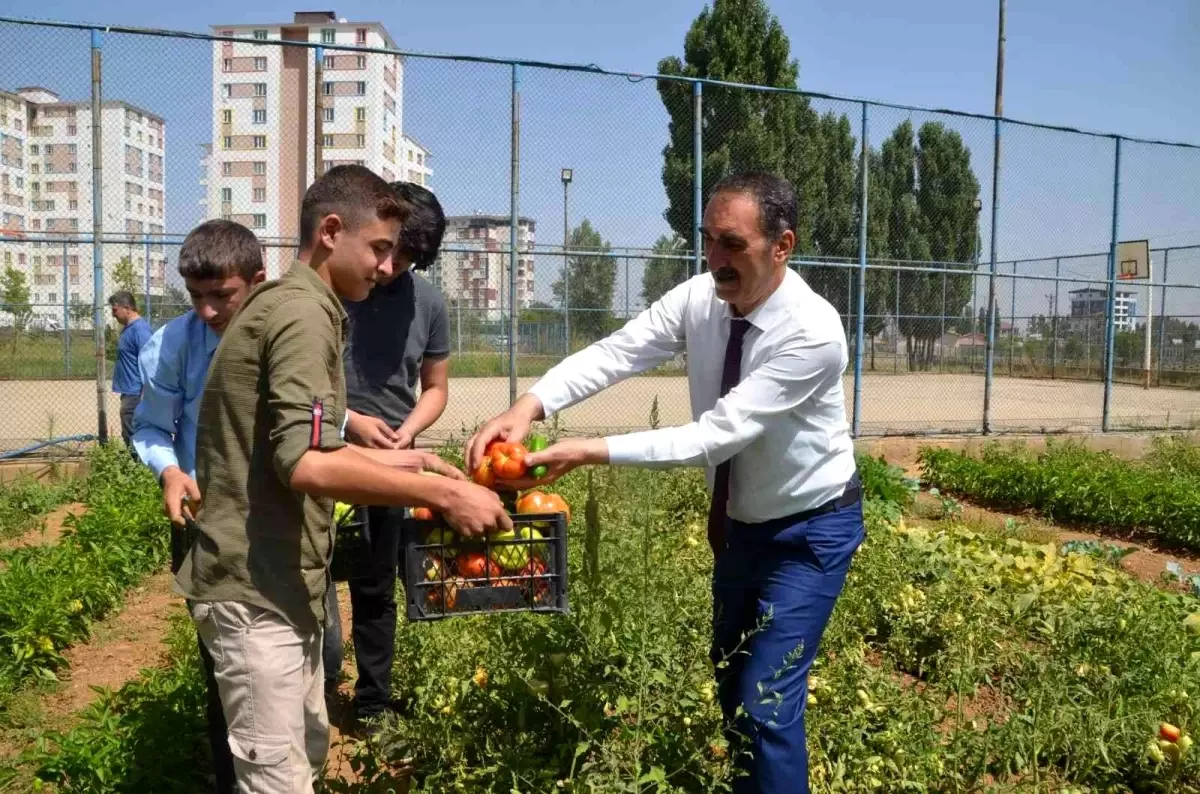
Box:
[527,283,689,417]
[604,333,845,468]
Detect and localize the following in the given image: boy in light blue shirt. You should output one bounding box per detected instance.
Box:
[132,219,265,794]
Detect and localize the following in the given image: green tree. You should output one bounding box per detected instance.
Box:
[112,256,137,295]
[640,234,690,308]
[0,266,33,345]
[657,0,823,251]
[804,112,859,317]
[156,284,190,324]
[859,150,893,369]
[552,220,615,343]
[69,293,91,328]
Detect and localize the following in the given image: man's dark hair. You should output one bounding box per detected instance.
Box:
[108,290,137,311]
[178,219,265,282]
[389,181,446,271]
[298,164,405,248]
[709,171,798,241]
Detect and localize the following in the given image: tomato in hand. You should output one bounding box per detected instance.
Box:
[488,441,528,480]
[471,456,496,488]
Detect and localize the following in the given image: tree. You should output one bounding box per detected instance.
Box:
[804,112,859,318]
[157,284,190,324]
[858,150,893,369]
[657,0,823,251]
[552,220,615,343]
[640,234,690,308]
[0,266,33,345]
[69,293,91,328]
[112,256,137,296]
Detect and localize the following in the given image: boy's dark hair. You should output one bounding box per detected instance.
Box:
[389,181,446,271]
[709,171,798,241]
[178,219,264,282]
[108,290,137,311]
[299,164,405,249]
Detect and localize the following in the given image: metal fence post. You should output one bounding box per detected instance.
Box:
[1158,248,1169,385]
[1051,257,1060,379]
[624,257,630,319]
[143,234,151,323]
[939,269,947,372]
[851,102,869,437]
[692,80,703,276]
[91,29,108,444]
[982,117,1003,434]
[1101,136,1123,432]
[61,239,69,376]
[508,63,520,407]
[1008,260,1017,376]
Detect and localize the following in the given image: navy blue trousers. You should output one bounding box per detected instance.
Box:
[710,494,865,794]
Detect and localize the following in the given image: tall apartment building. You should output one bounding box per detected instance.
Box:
[0,87,167,325]
[1068,287,1138,334]
[429,215,535,312]
[207,10,431,280]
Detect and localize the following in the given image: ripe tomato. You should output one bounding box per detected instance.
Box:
[488,441,528,480]
[543,493,571,523]
[456,551,501,581]
[471,456,496,488]
[515,490,552,515]
[411,506,435,522]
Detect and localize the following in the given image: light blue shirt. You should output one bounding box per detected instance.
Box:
[131,311,219,480]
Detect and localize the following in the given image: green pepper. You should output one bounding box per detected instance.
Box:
[528,435,549,479]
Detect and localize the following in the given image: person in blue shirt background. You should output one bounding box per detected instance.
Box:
[108,290,153,453]
[132,219,265,794]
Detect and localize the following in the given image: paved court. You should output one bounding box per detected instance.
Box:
[2,373,1199,452]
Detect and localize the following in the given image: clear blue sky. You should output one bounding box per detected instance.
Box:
[2,0,1198,316]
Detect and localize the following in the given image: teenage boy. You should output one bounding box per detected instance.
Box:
[132,218,266,794]
[322,182,451,728]
[176,164,510,793]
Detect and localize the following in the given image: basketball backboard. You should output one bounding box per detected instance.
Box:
[1117,239,1150,280]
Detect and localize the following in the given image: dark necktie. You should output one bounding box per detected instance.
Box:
[706,317,749,559]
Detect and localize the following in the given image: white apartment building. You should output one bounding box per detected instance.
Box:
[207,10,431,280]
[1068,287,1138,334]
[0,87,167,326]
[429,215,535,312]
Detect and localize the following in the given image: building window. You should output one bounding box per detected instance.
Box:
[253,29,268,40]
[222,109,232,123]
[253,109,266,124]
[254,57,267,70]
[222,84,232,98]
[356,107,366,122]
[253,161,266,175]
[254,83,267,97]
[252,136,266,149]
[69,218,78,230]
[321,28,335,43]
[322,134,334,147]
[355,28,367,44]
[30,144,38,155]
[68,199,77,210]
[355,82,366,95]
[323,82,334,96]
[252,214,266,228]
[323,55,336,70]
[253,187,266,202]
[222,161,233,176]
[221,188,232,202]
[355,134,365,148]
[323,107,335,123]
[417,152,423,166]
[48,292,56,304]
[222,58,233,72]
[68,125,77,136]
[126,198,131,211]
[356,56,366,69]
[222,136,232,149]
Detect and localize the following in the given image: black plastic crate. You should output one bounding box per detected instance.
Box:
[330,504,372,583]
[402,511,569,621]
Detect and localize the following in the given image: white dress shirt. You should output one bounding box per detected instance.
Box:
[528,268,857,524]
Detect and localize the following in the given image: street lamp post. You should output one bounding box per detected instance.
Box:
[561,168,572,355]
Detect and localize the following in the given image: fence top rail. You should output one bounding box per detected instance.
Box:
[4,14,1200,151]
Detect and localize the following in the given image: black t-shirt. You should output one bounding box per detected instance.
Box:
[342,270,450,428]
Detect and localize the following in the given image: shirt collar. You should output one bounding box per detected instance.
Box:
[719,268,799,332]
[288,260,349,325]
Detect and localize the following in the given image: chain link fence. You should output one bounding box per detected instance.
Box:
[1,16,1200,453]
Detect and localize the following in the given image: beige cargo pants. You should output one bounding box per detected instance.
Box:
[191,601,328,794]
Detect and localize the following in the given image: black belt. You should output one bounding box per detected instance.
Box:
[787,472,862,524]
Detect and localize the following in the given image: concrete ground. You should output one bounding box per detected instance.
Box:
[2,373,1199,453]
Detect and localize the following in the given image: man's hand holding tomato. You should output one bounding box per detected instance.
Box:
[466,394,545,473]
[504,437,609,489]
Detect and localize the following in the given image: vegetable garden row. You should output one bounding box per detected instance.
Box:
[3,440,1200,791]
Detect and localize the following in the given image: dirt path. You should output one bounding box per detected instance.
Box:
[912,491,1200,591]
[0,503,86,552]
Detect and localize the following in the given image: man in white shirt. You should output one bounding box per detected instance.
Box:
[467,171,863,793]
